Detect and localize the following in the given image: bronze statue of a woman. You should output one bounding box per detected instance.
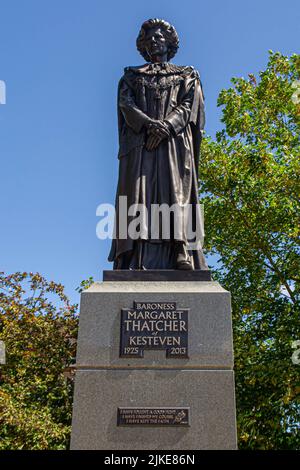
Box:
[108,18,208,271]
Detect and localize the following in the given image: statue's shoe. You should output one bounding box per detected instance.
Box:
[176,260,193,270]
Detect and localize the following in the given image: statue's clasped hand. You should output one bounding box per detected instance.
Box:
[145,120,171,151]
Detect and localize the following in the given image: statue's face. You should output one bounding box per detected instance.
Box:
[144,26,168,61]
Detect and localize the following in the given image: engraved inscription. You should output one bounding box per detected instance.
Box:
[117,407,190,426]
[120,301,188,358]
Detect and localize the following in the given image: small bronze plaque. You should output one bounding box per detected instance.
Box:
[117,407,190,426]
[120,301,188,358]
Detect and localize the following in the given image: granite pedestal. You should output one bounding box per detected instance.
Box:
[70,279,237,450]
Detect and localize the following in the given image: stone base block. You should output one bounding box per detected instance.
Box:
[75,281,233,369]
[70,369,237,450]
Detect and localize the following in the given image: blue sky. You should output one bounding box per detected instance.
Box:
[0,0,299,304]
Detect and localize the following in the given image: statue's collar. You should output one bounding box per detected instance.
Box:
[148,62,169,73]
[125,63,190,76]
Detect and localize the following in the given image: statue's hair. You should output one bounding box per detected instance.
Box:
[136,18,179,62]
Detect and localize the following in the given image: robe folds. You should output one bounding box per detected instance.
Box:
[108,62,208,270]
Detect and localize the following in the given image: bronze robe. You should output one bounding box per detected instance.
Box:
[108,62,207,269]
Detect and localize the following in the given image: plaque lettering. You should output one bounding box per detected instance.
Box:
[120,301,188,358]
[117,407,190,426]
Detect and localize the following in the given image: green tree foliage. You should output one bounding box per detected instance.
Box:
[200,52,300,449]
[0,272,78,449]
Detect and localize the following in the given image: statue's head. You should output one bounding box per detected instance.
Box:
[136,19,179,63]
